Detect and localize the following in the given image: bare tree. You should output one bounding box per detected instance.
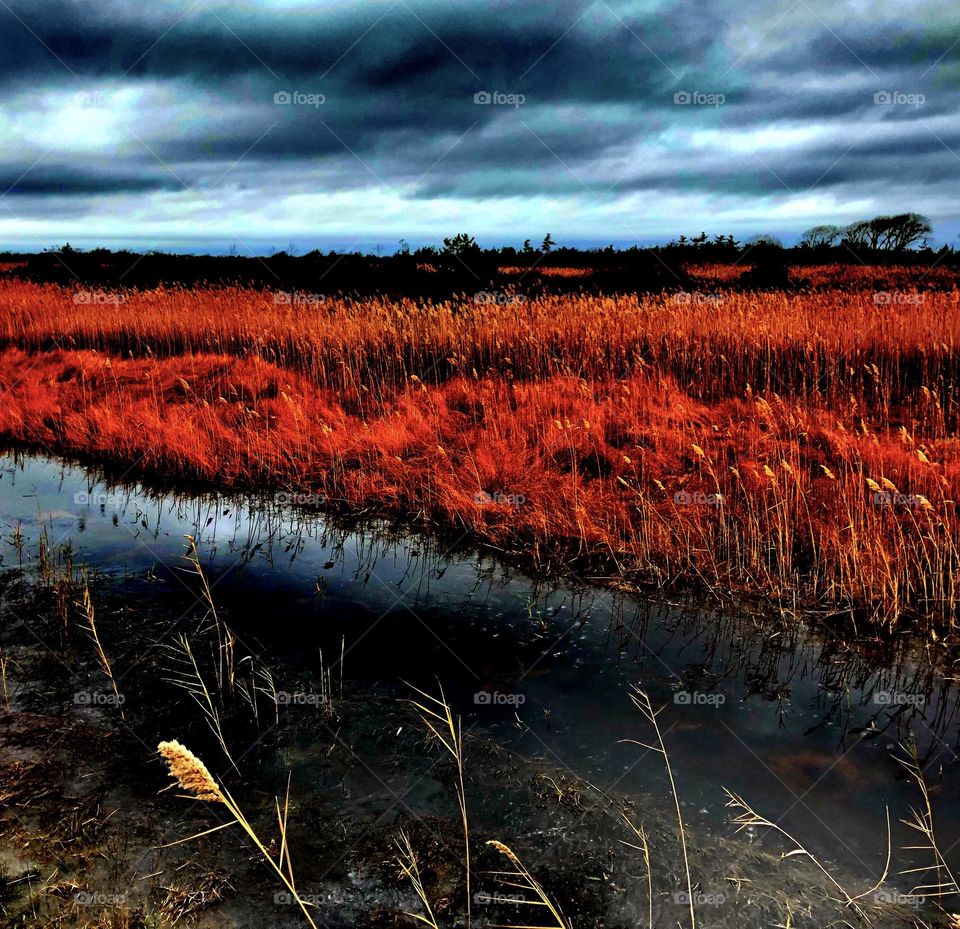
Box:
[877,213,932,250]
[843,213,932,251]
[843,219,874,248]
[800,224,843,248]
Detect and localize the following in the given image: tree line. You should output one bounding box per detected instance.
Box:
[799,213,932,251]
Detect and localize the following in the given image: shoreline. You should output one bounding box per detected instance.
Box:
[3,440,957,675]
[0,496,946,929]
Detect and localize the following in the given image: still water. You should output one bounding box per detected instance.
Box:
[1,449,957,891]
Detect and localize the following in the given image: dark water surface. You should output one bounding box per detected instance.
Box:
[1,449,957,893]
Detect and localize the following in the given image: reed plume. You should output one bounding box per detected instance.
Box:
[157,739,319,929]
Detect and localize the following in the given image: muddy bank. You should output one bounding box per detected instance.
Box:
[0,585,935,929]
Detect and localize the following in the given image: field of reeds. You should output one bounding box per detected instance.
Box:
[0,266,957,631]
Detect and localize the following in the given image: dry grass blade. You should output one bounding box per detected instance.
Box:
[723,789,871,921]
[407,681,472,928]
[897,745,960,908]
[79,572,124,720]
[395,829,441,929]
[157,739,319,929]
[623,687,696,929]
[164,634,238,772]
[620,813,653,929]
[485,840,571,929]
[182,534,235,694]
[0,646,10,711]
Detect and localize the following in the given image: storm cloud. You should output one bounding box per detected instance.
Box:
[0,0,957,249]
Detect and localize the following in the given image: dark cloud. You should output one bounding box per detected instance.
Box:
[0,0,957,242]
[0,165,180,196]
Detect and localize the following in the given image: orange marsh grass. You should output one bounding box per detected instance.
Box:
[0,275,957,629]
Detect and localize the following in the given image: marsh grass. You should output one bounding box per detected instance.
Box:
[400,684,572,929]
[35,525,81,644]
[395,830,441,929]
[898,744,960,912]
[157,739,319,929]
[407,683,472,928]
[182,535,235,695]
[79,571,124,720]
[237,655,279,729]
[485,840,572,929]
[0,647,9,711]
[0,276,957,628]
[623,686,925,929]
[623,687,697,929]
[723,790,889,923]
[619,813,653,929]
[316,635,344,718]
[164,635,237,772]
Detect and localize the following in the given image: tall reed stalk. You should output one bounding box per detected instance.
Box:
[158,739,318,929]
[623,687,696,929]
[80,572,124,720]
[408,683,472,929]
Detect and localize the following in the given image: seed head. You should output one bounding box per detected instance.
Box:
[158,740,223,803]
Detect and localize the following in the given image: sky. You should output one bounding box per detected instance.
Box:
[0,0,958,254]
